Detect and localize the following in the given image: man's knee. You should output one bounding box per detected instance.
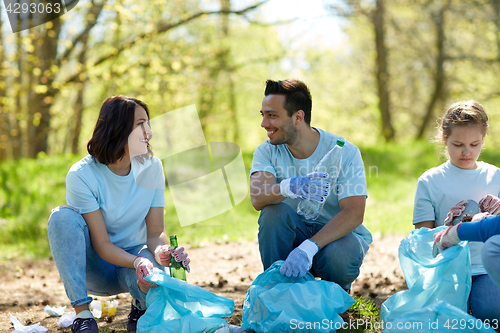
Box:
[258,202,296,228]
[482,235,500,279]
[314,233,364,287]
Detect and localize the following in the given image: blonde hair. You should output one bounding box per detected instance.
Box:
[437,100,489,140]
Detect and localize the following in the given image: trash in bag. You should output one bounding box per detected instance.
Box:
[382,301,495,332]
[137,268,234,333]
[242,261,354,333]
[381,228,494,332]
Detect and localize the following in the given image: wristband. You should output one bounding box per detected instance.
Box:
[133,256,142,269]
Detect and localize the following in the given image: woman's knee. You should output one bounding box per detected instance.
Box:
[48,205,85,236]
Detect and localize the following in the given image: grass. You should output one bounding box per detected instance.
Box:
[5,140,500,259]
[5,141,500,331]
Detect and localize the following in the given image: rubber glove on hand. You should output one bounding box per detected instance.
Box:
[279,172,330,203]
[432,223,462,257]
[154,245,191,272]
[479,195,500,215]
[443,200,467,226]
[133,257,158,289]
[280,239,319,278]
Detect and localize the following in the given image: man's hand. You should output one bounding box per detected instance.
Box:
[443,200,467,226]
[280,239,319,278]
[154,245,191,273]
[133,257,158,289]
[279,173,330,203]
[479,195,500,215]
[432,223,462,257]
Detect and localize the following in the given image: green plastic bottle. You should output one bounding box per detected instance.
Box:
[169,235,187,281]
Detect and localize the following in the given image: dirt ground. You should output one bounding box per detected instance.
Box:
[0,234,407,332]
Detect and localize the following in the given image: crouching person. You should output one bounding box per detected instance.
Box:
[250,79,372,291]
[48,95,190,333]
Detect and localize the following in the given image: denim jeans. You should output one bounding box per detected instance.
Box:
[467,235,500,321]
[257,202,365,290]
[47,206,162,310]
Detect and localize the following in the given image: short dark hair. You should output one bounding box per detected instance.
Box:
[264,79,312,125]
[87,95,150,165]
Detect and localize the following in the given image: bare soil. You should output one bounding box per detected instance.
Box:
[0,234,407,332]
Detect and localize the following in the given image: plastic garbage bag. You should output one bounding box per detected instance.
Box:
[381,228,495,332]
[242,261,354,333]
[137,268,234,333]
[382,301,495,332]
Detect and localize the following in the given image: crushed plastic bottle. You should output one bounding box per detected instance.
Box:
[297,139,344,220]
[452,199,479,225]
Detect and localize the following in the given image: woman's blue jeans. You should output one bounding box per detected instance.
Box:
[47,206,161,310]
[467,235,500,321]
[257,202,365,290]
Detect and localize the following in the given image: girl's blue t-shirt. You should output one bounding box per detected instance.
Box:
[66,155,165,249]
[413,161,500,275]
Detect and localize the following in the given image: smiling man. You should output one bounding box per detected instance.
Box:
[250,79,372,290]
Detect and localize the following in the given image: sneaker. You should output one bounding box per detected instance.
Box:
[71,317,98,333]
[127,301,146,333]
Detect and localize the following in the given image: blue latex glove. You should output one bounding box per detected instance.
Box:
[280,239,320,278]
[279,172,330,202]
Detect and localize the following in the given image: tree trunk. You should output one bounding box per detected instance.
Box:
[28,17,62,157]
[372,0,395,142]
[0,1,6,161]
[415,4,447,140]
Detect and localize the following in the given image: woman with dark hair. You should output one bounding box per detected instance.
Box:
[47,95,190,333]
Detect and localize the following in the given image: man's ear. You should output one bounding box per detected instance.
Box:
[294,110,305,125]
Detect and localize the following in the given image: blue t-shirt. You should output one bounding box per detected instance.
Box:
[66,155,165,249]
[413,161,500,275]
[250,127,372,252]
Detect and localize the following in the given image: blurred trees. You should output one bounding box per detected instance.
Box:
[325,0,500,142]
[0,0,276,161]
[3,0,500,161]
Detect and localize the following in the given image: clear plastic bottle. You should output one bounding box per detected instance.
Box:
[169,235,187,281]
[297,139,345,220]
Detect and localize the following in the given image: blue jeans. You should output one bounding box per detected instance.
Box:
[47,206,162,310]
[467,235,500,321]
[257,202,365,290]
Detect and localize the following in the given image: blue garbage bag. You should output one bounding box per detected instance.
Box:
[242,261,354,333]
[381,228,494,332]
[382,301,496,332]
[137,268,234,333]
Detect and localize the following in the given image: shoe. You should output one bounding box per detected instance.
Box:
[71,317,98,333]
[127,301,146,333]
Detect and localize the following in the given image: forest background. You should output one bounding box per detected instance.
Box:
[3,0,500,259]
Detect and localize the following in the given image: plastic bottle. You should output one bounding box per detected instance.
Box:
[169,235,187,281]
[297,139,344,220]
[452,199,479,225]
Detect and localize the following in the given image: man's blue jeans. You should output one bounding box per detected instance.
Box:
[47,206,162,310]
[257,202,365,290]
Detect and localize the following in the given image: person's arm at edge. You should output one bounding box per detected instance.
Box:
[83,209,137,268]
[145,206,169,255]
[415,221,434,229]
[250,171,286,211]
[309,195,366,249]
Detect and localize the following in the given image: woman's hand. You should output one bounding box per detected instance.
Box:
[443,200,467,226]
[133,257,158,290]
[479,195,500,215]
[154,245,191,273]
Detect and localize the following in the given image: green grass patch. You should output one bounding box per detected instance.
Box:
[4,140,500,260]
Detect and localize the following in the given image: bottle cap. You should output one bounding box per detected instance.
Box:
[336,139,345,147]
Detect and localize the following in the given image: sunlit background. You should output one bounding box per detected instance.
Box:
[2,0,500,258]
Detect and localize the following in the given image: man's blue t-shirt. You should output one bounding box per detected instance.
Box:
[250,127,372,252]
[66,155,165,249]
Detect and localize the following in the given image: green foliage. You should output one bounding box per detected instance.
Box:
[4,140,500,260]
[338,296,381,333]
